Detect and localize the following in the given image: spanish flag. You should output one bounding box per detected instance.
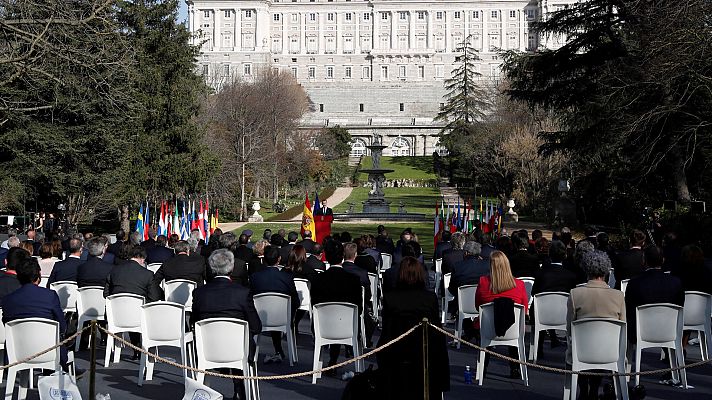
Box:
[301,193,316,239]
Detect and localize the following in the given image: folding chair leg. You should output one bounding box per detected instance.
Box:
[5,367,16,400]
[701,331,709,361]
[518,342,528,386]
[570,375,578,400]
[286,330,295,366]
[0,349,4,382]
[138,352,147,386]
[17,370,28,400]
[312,345,321,384]
[616,373,630,400]
[634,348,642,386]
[531,329,540,362]
[104,335,114,368]
[476,349,486,385]
[455,317,462,349]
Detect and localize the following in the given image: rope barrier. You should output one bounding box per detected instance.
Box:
[97,323,419,380]
[0,325,91,371]
[428,323,712,377]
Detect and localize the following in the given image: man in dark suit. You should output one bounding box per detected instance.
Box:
[310,240,362,372]
[296,230,316,254]
[249,246,299,363]
[234,233,255,263]
[107,229,126,256]
[279,232,298,265]
[375,225,395,255]
[98,236,115,265]
[47,238,84,286]
[615,229,646,289]
[191,249,261,400]
[384,243,429,293]
[509,234,540,278]
[140,228,157,249]
[0,247,27,306]
[434,230,453,260]
[305,244,326,271]
[213,233,248,286]
[354,238,378,274]
[317,199,333,216]
[624,245,685,342]
[145,235,174,265]
[343,242,375,347]
[441,233,466,275]
[3,258,69,367]
[153,240,207,287]
[448,241,489,313]
[76,237,113,287]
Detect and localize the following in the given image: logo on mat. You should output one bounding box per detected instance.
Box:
[192,389,213,400]
[49,388,74,400]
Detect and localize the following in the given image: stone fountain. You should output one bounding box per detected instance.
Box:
[361,135,394,213]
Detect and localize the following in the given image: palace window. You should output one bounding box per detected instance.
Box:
[224,10,231,18]
[326,66,334,78]
[273,14,280,22]
[308,66,316,78]
[243,63,252,76]
[381,12,388,20]
[245,10,252,18]
[399,65,406,78]
[363,13,370,21]
[435,64,444,78]
[454,11,461,20]
[309,13,316,22]
[203,10,210,18]
[491,10,498,19]
[362,66,371,79]
[509,10,517,18]
[345,13,352,21]
[345,66,352,78]
[417,11,425,20]
[473,11,480,19]
[435,11,443,20]
[399,11,407,21]
[291,67,297,78]
[327,13,335,22]
[381,65,388,79]
[291,13,298,23]
[418,65,425,78]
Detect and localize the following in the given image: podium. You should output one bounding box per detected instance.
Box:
[314,214,333,244]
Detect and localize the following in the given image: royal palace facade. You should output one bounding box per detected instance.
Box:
[187,0,574,156]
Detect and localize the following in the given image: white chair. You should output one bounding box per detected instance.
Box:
[440,273,454,324]
[434,258,443,295]
[477,302,528,386]
[164,279,197,313]
[620,279,630,295]
[455,284,478,349]
[530,292,569,362]
[519,277,535,307]
[147,263,162,274]
[294,278,312,324]
[568,318,628,400]
[683,291,712,361]
[104,294,145,367]
[0,309,5,381]
[49,281,78,315]
[5,318,61,400]
[74,286,106,351]
[359,287,367,350]
[311,302,362,384]
[194,318,258,400]
[39,275,50,289]
[634,303,686,387]
[367,273,379,322]
[138,301,195,386]
[380,253,392,271]
[253,293,297,366]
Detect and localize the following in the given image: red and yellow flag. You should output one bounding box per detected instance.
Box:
[301,193,316,238]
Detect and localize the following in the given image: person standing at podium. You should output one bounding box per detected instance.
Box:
[315,199,333,216]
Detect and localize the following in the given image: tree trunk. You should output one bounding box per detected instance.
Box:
[120,205,130,233]
[671,150,691,204]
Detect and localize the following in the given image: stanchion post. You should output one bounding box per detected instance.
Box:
[89,320,97,400]
[422,318,429,400]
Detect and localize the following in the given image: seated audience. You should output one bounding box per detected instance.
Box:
[153,240,207,287]
[76,237,113,287]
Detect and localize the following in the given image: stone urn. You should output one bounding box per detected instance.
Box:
[248,200,264,222]
[505,199,519,222]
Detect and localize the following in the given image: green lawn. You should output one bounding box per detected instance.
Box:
[232,221,436,258]
[332,186,440,216]
[359,156,435,181]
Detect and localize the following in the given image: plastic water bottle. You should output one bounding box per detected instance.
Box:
[464,365,473,384]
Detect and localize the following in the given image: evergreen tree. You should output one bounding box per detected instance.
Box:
[502,0,712,207]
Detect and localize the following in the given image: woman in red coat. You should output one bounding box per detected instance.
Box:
[474,250,529,378]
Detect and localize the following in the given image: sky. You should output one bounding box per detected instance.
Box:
[178,1,188,23]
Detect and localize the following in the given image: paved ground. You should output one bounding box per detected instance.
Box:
[16,318,710,400]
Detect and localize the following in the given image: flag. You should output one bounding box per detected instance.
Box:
[444,200,450,231]
[172,200,180,237]
[301,193,316,239]
[197,200,206,240]
[135,204,144,242]
[158,201,166,236]
[313,192,322,216]
[433,201,441,249]
[204,198,210,239]
[143,202,150,241]
[456,198,461,232]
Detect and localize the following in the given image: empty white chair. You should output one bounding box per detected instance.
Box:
[569,318,628,400]
[380,253,392,271]
[147,263,162,274]
[39,275,50,289]
[434,258,443,295]
[253,293,297,366]
[75,286,106,351]
[634,303,686,387]
[49,281,78,315]
[294,278,312,323]
[104,294,145,367]
[311,302,361,384]
[0,309,5,381]
[194,318,258,400]
[683,291,712,361]
[530,292,569,362]
[5,318,61,400]
[138,301,194,386]
[620,279,630,295]
[164,279,197,312]
[455,284,478,349]
[440,273,454,324]
[519,277,535,307]
[477,303,528,386]
[367,273,379,322]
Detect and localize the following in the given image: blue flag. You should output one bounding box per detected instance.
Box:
[313,192,322,216]
[136,204,144,242]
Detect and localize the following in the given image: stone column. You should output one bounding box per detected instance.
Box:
[426,11,432,49]
[233,8,239,51]
[519,9,525,50]
[319,12,325,53]
[355,12,361,53]
[336,12,341,54]
[301,13,307,54]
[409,11,415,49]
[482,9,487,52]
[282,13,288,54]
[372,9,379,50]
[444,11,450,51]
[464,9,469,41]
[188,5,195,45]
[390,11,396,49]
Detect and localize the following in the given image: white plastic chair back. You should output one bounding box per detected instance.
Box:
[530,292,569,362]
[682,291,712,361]
[434,258,443,275]
[635,303,686,386]
[138,301,192,385]
[367,273,378,321]
[443,273,454,303]
[570,318,628,400]
[519,277,535,306]
[74,286,106,351]
[194,318,252,391]
[104,293,145,367]
[40,275,50,289]
[380,253,392,271]
[620,279,630,295]
[164,279,197,312]
[50,281,79,313]
[477,302,528,386]
[312,302,361,383]
[454,284,478,348]
[147,263,162,274]
[294,278,312,312]
[5,318,61,400]
[253,292,297,366]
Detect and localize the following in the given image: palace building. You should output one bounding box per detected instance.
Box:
[186,0,574,156]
